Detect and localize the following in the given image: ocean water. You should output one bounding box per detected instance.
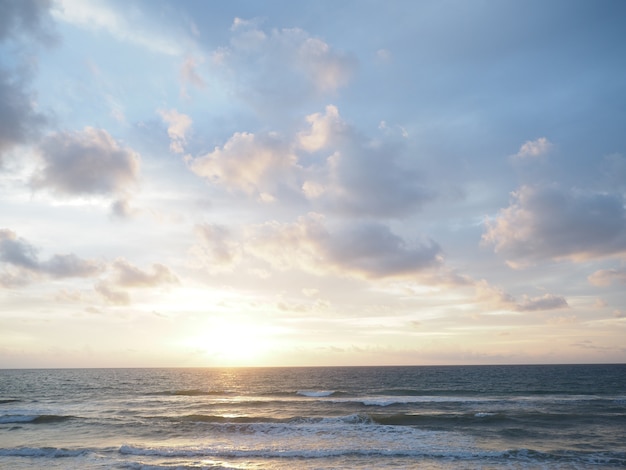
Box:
[0,365,625,469]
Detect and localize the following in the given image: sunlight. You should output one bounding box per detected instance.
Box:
[185,318,275,365]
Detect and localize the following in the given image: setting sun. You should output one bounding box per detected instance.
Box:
[184,319,276,365]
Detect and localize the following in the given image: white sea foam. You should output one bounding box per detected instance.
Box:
[0,415,38,424]
[296,390,336,397]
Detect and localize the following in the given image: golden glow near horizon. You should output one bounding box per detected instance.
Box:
[1,1,626,368]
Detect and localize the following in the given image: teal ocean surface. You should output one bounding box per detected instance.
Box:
[1,365,625,469]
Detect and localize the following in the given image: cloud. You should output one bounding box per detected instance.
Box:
[189,104,432,216]
[588,268,626,287]
[32,127,140,201]
[52,0,182,56]
[0,68,47,165]
[180,56,206,97]
[158,109,192,154]
[110,259,178,288]
[300,106,432,217]
[94,280,130,305]
[246,213,442,279]
[513,137,552,159]
[94,258,178,305]
[213,20,355,109]
[0,229,102,286]
[474,279,568,312]
[297,104,346,152]
[0,229,39,270]
[189,131,299,201]
[483,184,626,264]
[0,0,53,164]
[516,293,569,312]
[193,224,241,270]
[41,253,103,279]
[0,0,55,42]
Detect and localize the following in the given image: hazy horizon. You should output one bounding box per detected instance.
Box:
[1,0,625,368]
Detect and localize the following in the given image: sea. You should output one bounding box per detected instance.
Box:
[1,365,625,469]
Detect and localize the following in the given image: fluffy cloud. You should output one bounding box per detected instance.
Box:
[213,20,355,109]
[483,184,626,264]
[0,229,102,286]
[513,137,552,159]
[189,131,299,200]
[189,104,432,216]
[297,105,346,152]
[246,213,442,279]
[158,108,192,154]
[300,106,432,217]
[32,127,140,201]
[588,268,626,287]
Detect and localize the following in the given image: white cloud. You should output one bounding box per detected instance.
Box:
[189,131,299,199]
[483,184,626,263]
[513,137,552,159]
[158,109,192,154]
[189,104,433,216]
[52,0,182,56]
[297,104,345,152]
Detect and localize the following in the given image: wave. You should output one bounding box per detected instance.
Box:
[123,464,240,470]
[163,409,626,431]
[177,414,284,424]
[0,446,87,457]
[0,399,21,405]
[117,444,626,465]
[169,413,374,426]
[0,414,73,424]
[370,412,509,427]
[296,390,337,397]
[147,389,229,397]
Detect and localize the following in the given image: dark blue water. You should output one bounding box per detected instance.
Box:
[1,365,625,469]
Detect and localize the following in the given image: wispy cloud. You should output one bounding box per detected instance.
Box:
[52,0,183,55]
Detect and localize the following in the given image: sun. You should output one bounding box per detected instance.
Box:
[185,318,274,366]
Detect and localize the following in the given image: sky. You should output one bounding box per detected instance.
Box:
[1,0,625,368]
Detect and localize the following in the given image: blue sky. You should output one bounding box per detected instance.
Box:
[1,0,625,367]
